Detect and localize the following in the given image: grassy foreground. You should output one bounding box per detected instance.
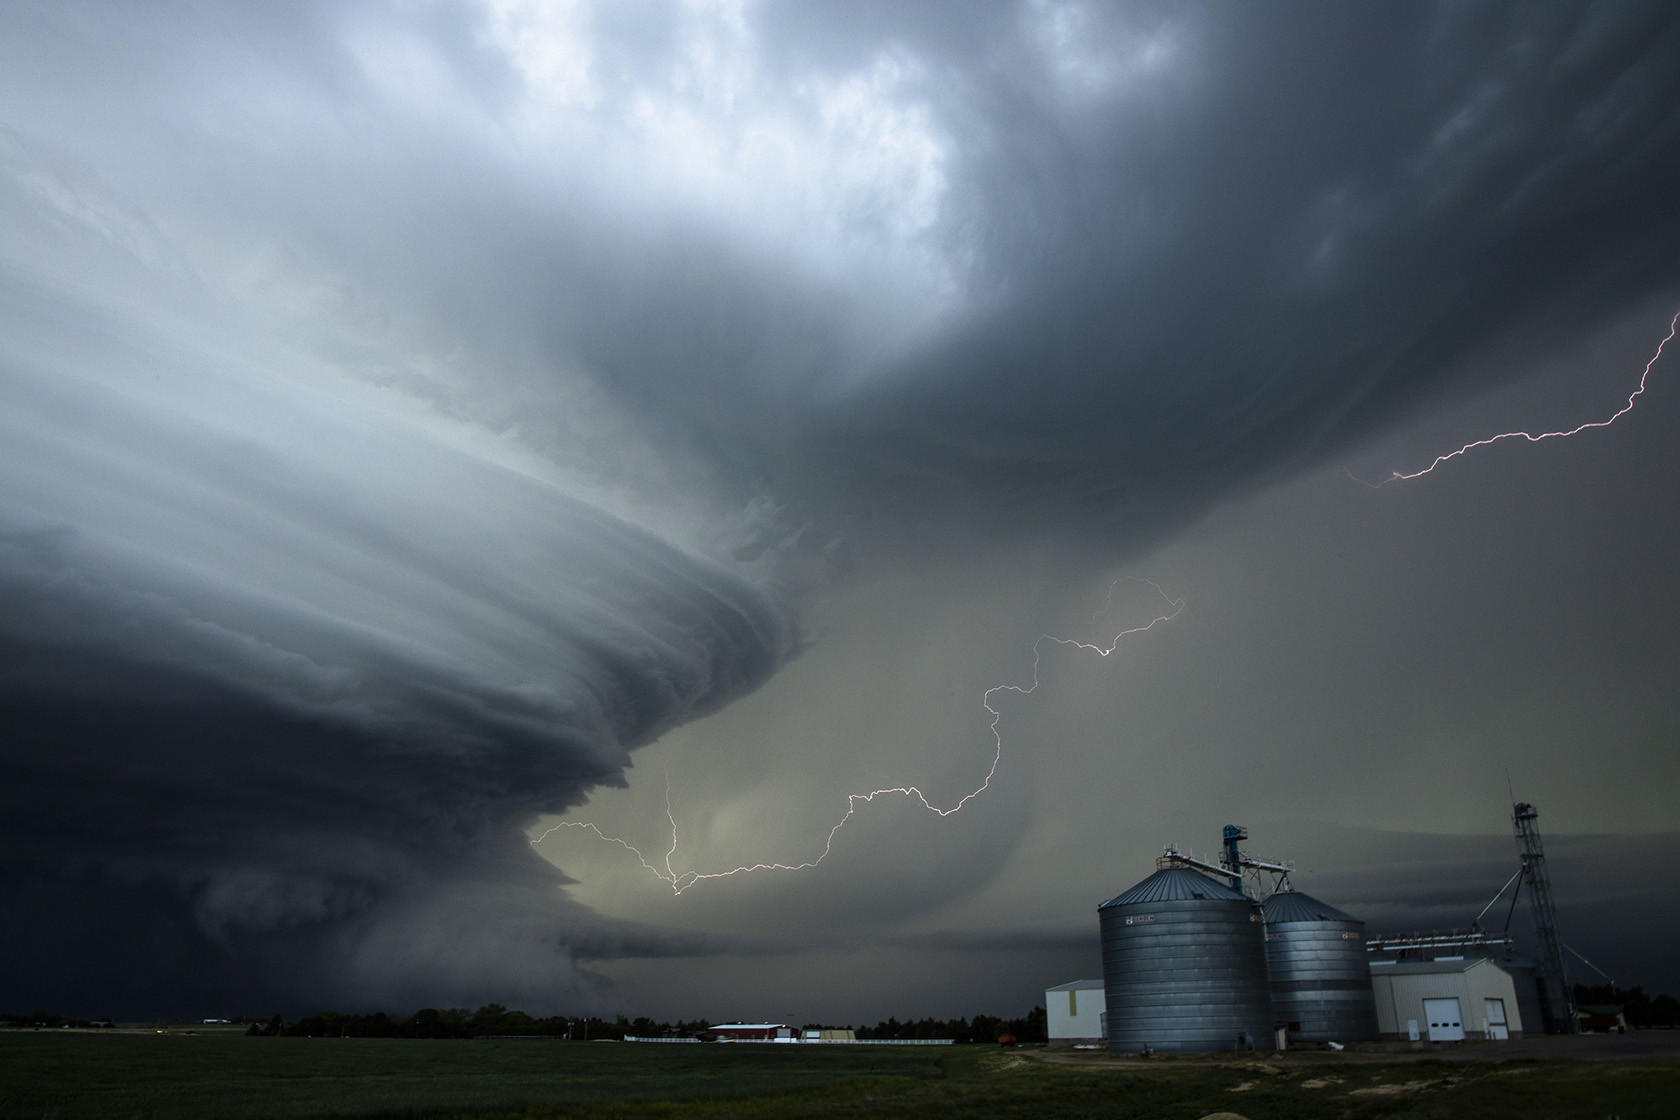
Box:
[3,1032,1678,1119]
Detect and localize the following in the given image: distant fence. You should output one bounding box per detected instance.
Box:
[620,1035,954,1046]
[713,1038,954,1046]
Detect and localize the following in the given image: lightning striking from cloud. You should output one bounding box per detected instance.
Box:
[1353,310,1680,487]
[531,578,1185,894]
[542,307,1680,894]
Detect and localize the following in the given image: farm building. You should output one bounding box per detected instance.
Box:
[707,1023,795,1041]
[1368,957,1526,1042]
[1078,810,1572,1053]
[1045,979,1105,1046]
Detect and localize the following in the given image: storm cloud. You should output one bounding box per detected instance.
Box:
[2,1,1678,1018]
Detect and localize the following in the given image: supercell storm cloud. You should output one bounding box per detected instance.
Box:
[0,163,794,1006]
[1,1,1678,1016]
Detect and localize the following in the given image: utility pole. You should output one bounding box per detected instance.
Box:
[1513,802,1578,1034]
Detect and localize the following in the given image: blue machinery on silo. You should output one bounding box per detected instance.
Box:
[1097,825,1380,1053]
[1221,824,1246,892]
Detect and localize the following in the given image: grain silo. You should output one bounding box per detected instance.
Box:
[1097,865,1274,1054]
[1260,890,1379,1044]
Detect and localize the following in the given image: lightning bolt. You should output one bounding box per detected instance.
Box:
[530,577,1185,894]
[1352,310,1679,487]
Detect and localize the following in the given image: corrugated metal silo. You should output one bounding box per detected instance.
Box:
[1260,890,1379,1044]
[1098,867,1274,1054]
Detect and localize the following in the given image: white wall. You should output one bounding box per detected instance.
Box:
[1370,959,1525,1041]
[1046,983,1106,1043]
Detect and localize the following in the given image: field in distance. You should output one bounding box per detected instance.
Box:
[3,1031,1679,1119]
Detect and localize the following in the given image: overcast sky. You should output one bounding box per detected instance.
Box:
[3,0,1678,1023]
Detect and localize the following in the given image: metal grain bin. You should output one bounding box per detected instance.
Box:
[1260,890,1379,1044]
[1098,867,1274,1054]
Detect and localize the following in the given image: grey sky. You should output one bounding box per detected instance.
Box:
[2,0,1677,1020]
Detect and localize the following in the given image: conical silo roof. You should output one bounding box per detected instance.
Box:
[1260,890,1358,924]
[1100,866,1245,907]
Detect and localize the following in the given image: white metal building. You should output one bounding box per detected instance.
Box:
[1045,978,1106,1046]
[708,1023,794,1041]
[1368,957,1525,1042]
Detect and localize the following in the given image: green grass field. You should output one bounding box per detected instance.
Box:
[3,1033,1677,1119]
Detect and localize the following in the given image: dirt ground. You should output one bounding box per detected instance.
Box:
[1031,1030,1680,1067]
[1426,1031,1680,1062]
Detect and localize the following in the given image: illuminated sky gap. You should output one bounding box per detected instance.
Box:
[531,578,1185,894]
[1352,310,1680,487]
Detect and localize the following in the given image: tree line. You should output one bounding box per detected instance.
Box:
[856,1007,1047,1043]
[246,1004,713,1039]
[241,1002,1048,1041]
[0,1013,115,1029]
[1573,985,1680,1028]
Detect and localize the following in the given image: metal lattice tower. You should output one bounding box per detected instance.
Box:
[1513,802,1578,1034]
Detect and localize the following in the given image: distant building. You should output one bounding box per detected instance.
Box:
[1368,957,1526,1042]
[801,1028,857,1042]
[1577,1004,1628,1033]
[1045,979,1106,1047]
[707,1023,795,1041]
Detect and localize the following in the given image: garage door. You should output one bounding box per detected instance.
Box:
[1423,998,1464,1042]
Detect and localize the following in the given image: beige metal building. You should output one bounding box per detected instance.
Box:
[1368,957,1525,1042]
[1045,978,1106,1047]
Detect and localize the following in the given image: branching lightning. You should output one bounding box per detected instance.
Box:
[530,577,1185,894]
[1352,310,1679,487]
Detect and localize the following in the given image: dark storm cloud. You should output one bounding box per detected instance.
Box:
[20,1,1676,533]
[777,1,1680,533]
[172,0,1676,543]
[0,59,795,1007]
[881,925,1095,955]
[2,0,1678,1016]
[0,399,793,1014]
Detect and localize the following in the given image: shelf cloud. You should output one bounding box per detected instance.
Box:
[2,1,1677,1015]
